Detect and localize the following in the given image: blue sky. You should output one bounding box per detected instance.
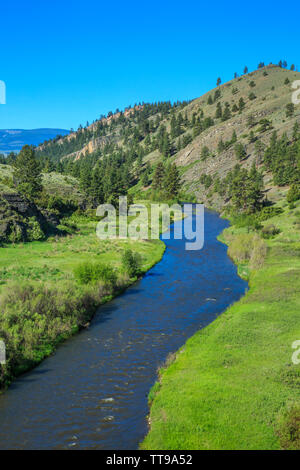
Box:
[1,0,299,130]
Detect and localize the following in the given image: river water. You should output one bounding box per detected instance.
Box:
[0,209,246,449]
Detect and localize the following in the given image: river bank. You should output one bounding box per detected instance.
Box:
[141,199,300,450]
[0,208,247,449]
[0,214,166,389]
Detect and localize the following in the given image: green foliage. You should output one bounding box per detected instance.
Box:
[27,217,45,241]
[263,132,300,186]
[287,184,300,203]
[121,249,142,277]
[276,406,300,450]
[255,206,283,221]
[74,262,117,285]
[235,142,247,160]
[261,224,281,239]
[13,146,43,200]
[286,103,295,118]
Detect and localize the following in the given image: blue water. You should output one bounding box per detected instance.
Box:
[0,209,247,449]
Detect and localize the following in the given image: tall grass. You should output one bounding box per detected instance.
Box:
[0,276,129,388]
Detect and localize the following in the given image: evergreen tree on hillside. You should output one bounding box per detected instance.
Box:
[222,103,231,121]
[152,162,165,191]
[215,102,222,119]
[90,164,104,204]
[216,77,221,86]
[13,145,42,200]
[164,163,181,199]
[235,142,247,160]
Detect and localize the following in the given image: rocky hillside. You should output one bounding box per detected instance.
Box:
[36,64,300,208]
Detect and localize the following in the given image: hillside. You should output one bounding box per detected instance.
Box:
[0,128,70,154]
[36,64,300,207]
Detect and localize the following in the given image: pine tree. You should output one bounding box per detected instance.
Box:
[222,103,231,121]
[235,142,247,160]
[244,66,248,74]
[13,145,42,200]
[215,102,222,119]
[152,162,165,191]
[286,103,295,118]
[238,97,246,111]
[216,77,221,86]
[164,163,181,199]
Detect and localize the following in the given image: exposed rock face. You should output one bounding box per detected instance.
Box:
[1,193,40,218]
[0,193,60,243]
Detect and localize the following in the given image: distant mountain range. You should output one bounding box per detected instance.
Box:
[0,128,70,154]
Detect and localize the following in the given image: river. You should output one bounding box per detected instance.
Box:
[0,209,247,449]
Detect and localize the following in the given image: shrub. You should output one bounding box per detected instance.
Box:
[276,406,300,450]
[228,234,255,263]
[261,224,281,239]
[74,262,117,286]
[27,217,45,241]
[255,206,283,221]
[249,236,267,269]
[121,249,142,277]
[231,213,262,230]
[287,184,300,204]
[228,233,267,269]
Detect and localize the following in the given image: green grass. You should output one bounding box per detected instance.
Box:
[0,218,163,288]
[141,201,300,450]
[0,215,165,388]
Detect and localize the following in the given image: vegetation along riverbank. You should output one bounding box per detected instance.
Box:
[142,196,300,450]
[0,63,299,448]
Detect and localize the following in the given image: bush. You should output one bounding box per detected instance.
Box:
[261,224,281,239]
[74,262,117,286]
[231,213,262,230]
[228,233,267,269]
[255,206,283,222]
[276,406,300,450]
[287,184,300,204]
[121,249,142,277]
[27,217,45,241]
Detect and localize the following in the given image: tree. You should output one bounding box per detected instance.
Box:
[290,64,295,71]
[287,183,300,203]
[152,162,165,191]
[286,103,295,118]
[162,132,172,158]
[254,140,265,165]
[121,249,141,277]
[248,130,256,143]
[235,142,247,160]
[216,77,221,86]
[207,95,213,105]
[238,97,246,111]
[13,145,42,200]
[293,121,299,140]
[222,103,231,121]
[164,163,181,199]
[201,146,210,160]
[244,66,248,74]
[215,102,222,119]
[247,114,255,128]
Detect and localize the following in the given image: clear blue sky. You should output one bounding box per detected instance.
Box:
[1,0,299,130]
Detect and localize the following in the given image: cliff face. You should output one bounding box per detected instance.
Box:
[0,193,60,243]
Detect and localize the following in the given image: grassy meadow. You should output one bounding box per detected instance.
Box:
[0,212,165,388]
[142,198,300,450]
